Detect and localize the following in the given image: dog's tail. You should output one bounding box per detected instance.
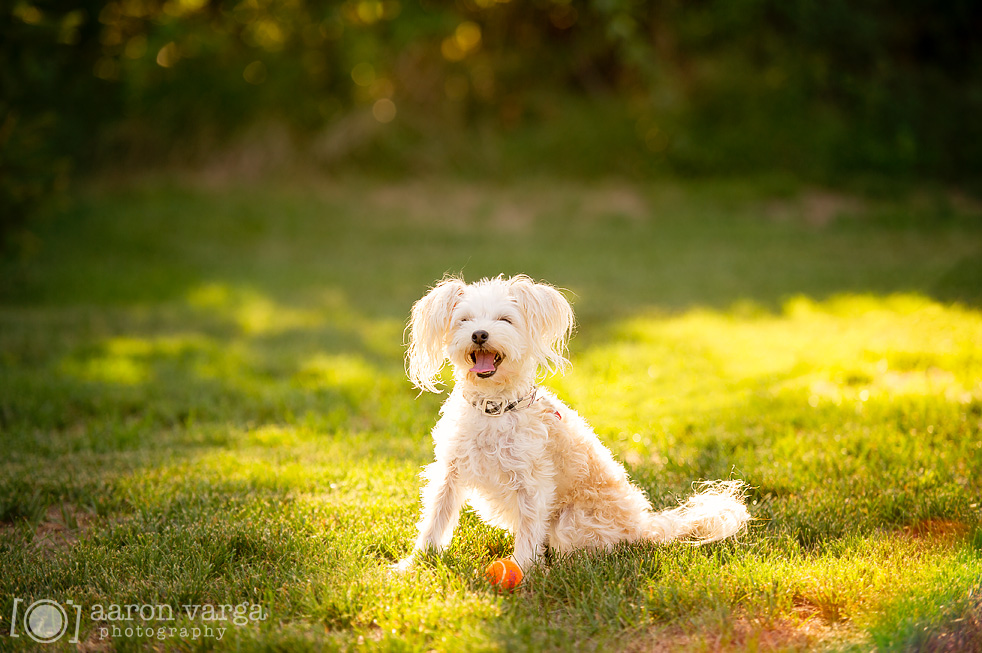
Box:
[645,480,750,544]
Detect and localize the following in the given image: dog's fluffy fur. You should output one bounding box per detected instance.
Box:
[396,275,749,571]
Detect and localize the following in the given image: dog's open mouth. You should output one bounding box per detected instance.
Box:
[468,349,503,378]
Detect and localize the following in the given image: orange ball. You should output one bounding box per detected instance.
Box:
[484,558,523,591]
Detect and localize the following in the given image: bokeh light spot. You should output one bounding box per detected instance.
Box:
[372,98,396,123]
[163,0,207,17]
[356,0,383,24]
[156,42,180,67]
[455,21,481,51]
[14,3,44,24]
[247,18,286,52]
[243,60,268,85]
[442,21,481,61]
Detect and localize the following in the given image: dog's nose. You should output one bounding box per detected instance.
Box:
[472,330,489,345]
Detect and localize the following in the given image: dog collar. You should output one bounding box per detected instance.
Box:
[471,387,537,417]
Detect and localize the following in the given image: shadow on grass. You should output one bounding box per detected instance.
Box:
[1,179,980,314]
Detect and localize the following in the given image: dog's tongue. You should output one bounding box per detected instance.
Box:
[470,351,497,373]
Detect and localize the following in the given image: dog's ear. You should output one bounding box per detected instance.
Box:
[508,275,575,376]
[406,277,466,392]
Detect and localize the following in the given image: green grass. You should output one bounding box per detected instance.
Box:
[1,175,981,651]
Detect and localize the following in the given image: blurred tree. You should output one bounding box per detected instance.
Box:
[2,0,980,253]
[2,0,114,254]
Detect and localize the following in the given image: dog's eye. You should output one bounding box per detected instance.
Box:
[498,317,513,324]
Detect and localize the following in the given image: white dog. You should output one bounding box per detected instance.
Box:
[396,275,749,572]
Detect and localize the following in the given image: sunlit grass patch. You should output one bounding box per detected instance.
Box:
[187,282,318,333]
[493,531,979,651]
[563,293,980,429]
[295,353,381,393]
[59,333,223,388]
[865,544,982,650]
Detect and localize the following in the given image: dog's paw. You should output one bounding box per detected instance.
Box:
[390,556,415,573]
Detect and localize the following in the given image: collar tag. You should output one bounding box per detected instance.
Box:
[480,399,504,416]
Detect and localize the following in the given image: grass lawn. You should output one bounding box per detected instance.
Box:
[1,175,981,651]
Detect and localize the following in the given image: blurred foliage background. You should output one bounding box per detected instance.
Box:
[2,0,981,253]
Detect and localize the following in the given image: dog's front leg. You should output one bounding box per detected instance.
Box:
[510,486,552,571]
[394,459,465,571]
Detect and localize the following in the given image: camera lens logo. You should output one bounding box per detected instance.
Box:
[25,601,68,643]
[9,598,81,644]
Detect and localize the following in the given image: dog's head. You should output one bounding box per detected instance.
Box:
[406,275,575,393]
